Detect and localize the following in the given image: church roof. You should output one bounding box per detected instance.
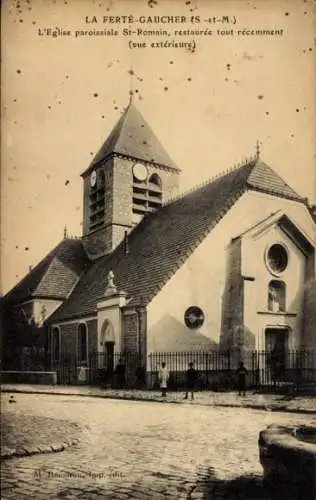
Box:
[246,159,301,200]
[83,101,180,174]
[49,156,305,323]
[2,239,89,306]
[5,155,305,323]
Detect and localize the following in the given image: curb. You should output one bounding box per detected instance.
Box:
[1,438,80,461]
[2,388,316,415]
[214,403,316,415]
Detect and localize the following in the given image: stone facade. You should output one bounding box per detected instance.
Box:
[2,99,315,383]
[122,308,138,353]
[82,154,180,259]
[220,238,246,349]
[302,279,316,350]
[147,191,315,360]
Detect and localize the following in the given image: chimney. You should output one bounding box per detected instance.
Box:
[29,265,33,273]
[123,230,129,255]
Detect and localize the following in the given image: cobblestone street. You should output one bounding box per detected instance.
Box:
[1,393,315,499]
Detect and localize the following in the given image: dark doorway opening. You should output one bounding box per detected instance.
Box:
[265,328,288,381]
[104,341,115,374]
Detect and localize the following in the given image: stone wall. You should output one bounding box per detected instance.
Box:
[87,319,98,353]
[82,225,113,259]
[137,305,147,365]
[82,154,180,258]
[259,424,316,497]
[122,309,138,353]
[1,371,57,385]
[220,238,244,349]
[302,279,316,350]
[59,323,77,360]
[147,191,315,353]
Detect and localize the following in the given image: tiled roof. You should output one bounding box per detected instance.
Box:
[2,239,89,306]
[83,101,180,173]
[49,161,256,323]
[4,156,303,324]
[246,160,301,200]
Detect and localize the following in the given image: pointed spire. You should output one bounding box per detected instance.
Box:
[255,140,260,160]
[83,94,179,173]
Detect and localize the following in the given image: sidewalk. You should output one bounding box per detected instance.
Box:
[2,384,316,414]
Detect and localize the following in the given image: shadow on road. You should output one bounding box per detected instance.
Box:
[192,467,304,500]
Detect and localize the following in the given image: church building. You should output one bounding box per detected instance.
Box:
[2,99,316,384]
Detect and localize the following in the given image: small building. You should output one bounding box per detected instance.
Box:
[2,100,315,386]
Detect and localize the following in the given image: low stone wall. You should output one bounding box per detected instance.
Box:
[1,371,57,385]
[259,424,316,497]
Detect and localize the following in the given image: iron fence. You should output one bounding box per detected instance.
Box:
[89,351,142,388]
[6,347,316,393]
[148,350,316,392]
[245,349,316,392]
[148,351,232,390]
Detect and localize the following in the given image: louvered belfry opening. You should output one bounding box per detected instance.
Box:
[132,172,162,221]
[89,169,105,231]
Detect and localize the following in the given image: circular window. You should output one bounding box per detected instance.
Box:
[266,244,288,274]
[184,306,205,329]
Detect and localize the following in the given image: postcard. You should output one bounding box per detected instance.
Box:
[1,0,316,498]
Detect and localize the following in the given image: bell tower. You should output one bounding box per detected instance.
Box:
[81,101,181,259]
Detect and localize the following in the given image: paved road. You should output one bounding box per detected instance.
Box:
[1,393,315,499]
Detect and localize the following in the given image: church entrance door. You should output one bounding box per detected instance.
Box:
[265,328,288,382]
[104,341,114,374]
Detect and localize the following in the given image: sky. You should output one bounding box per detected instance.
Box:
[1,0,315,295]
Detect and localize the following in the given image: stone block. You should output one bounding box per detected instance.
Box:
[259,424,316,497]
[1,370,57,385]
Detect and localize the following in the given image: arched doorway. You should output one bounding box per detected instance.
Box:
[265,327,289,383]
[100,319,115,374]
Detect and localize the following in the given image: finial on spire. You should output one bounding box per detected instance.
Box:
[64,225,68,239]
[255,140,260,160]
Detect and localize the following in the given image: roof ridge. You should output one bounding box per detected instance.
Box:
[163,156,256,207]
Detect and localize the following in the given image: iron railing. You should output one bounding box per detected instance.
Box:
[5,348,316,393]
[148,351,232,390]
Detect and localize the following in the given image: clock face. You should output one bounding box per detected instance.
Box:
[90,170,97,187]
[184,306,205,329]
[133,163,148,182]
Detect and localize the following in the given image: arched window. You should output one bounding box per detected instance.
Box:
[51,327,60,362]
[148,173,162,189]
[78,323,88,363]
[268,280,286,312]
